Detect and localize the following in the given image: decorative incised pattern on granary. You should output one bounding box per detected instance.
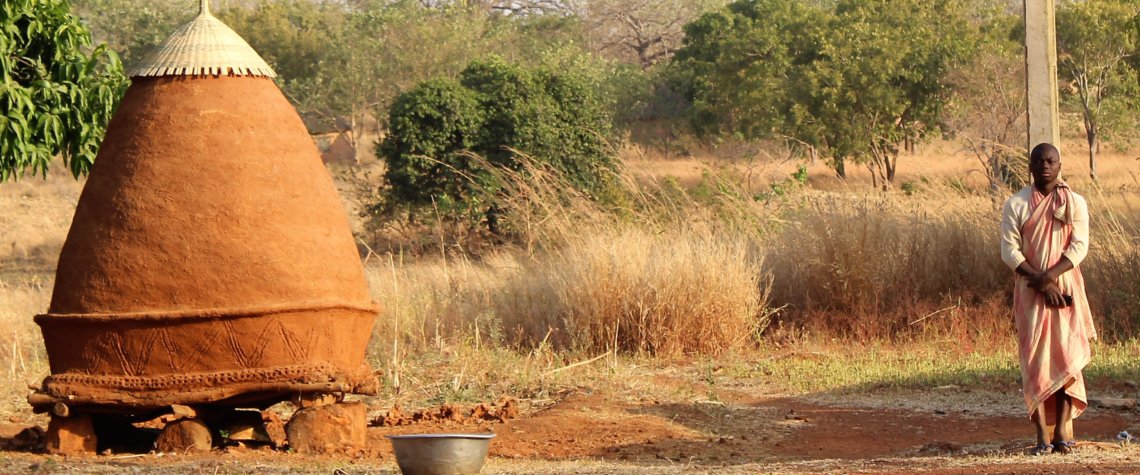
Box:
[36,304,376,391]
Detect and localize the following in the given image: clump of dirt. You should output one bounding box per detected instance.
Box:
[472,397,519,421]
[372,396,518,427]
[0,423,44,452]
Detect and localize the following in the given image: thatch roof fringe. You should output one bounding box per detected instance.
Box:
[130,1,276,79]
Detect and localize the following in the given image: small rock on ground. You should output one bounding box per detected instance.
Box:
[45,415,97,455]
[155,418,212,453]
[1088,397,1137,411]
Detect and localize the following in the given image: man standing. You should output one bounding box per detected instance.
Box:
[1000,143,1096,455]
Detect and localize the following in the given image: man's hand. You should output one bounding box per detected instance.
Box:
[1028,271,1054,291]
[1016,262,1044,289]
[1041,282,1067,308]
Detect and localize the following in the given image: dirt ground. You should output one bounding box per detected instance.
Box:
[2,382,1138,474]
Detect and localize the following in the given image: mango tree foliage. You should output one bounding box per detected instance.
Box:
[1056,0,1139,181]
[1,0,127,181]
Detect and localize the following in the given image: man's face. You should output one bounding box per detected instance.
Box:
[1030,148,1061,186]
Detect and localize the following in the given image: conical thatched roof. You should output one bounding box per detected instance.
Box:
[130,0,276,78]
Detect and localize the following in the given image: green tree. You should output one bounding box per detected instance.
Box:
[1056,0,1140,182]
[378,57,616,228]
[1,0,127,181]
[670,0,820,140]
[670,0,974,185]
[223,1,584,160]
[813,0,973,185]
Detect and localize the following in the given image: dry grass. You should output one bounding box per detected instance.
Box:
[0,168,83,280]
[367,226,766,359]
[763,189,1009,338]
[0,280,49,417]
[1053,167,1140,337]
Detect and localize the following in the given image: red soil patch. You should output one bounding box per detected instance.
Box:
[362,389,1135,464]
[761,398,1130,460]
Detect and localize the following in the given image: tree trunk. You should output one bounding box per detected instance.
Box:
[990,152,1002,193]
[347,114,359,164]
[834,158,846,179]
[1078,79,1096,183]
[1088,129,1098,182]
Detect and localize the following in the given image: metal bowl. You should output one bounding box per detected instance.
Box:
[387,433,496,475]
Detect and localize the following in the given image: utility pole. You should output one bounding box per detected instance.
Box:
[1024,0,1060,153]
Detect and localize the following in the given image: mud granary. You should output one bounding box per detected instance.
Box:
[29,0,378,454]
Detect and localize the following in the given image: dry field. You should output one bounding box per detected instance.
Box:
[2,137,1140,473]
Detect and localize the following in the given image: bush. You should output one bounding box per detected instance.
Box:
[377,57,618,228]
[378,79,486,218]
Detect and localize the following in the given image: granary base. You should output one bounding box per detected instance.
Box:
[32,302,378,411]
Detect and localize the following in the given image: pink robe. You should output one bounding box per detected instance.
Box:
[1000,182,1096,422]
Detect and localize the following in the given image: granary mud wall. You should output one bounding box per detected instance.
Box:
[35,76,377,408]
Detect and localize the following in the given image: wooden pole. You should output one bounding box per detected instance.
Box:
[1024,0,1060,153]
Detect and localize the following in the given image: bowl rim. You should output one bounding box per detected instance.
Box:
[386,433,496,440]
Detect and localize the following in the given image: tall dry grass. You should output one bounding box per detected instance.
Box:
[1080,186,1140,338]
[366,157,771,359]
[0,280,49,416]
[364,149,1140,358]
[369,227,765,358]
[764,189,1012,339]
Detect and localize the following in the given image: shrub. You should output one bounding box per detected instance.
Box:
[377,79,486,218]
[378,57,618,229]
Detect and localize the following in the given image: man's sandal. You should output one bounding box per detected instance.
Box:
[1053,440,1076,454]
[1030,443,1054,455]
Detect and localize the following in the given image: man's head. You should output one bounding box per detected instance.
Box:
[1029,143,1061,187]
